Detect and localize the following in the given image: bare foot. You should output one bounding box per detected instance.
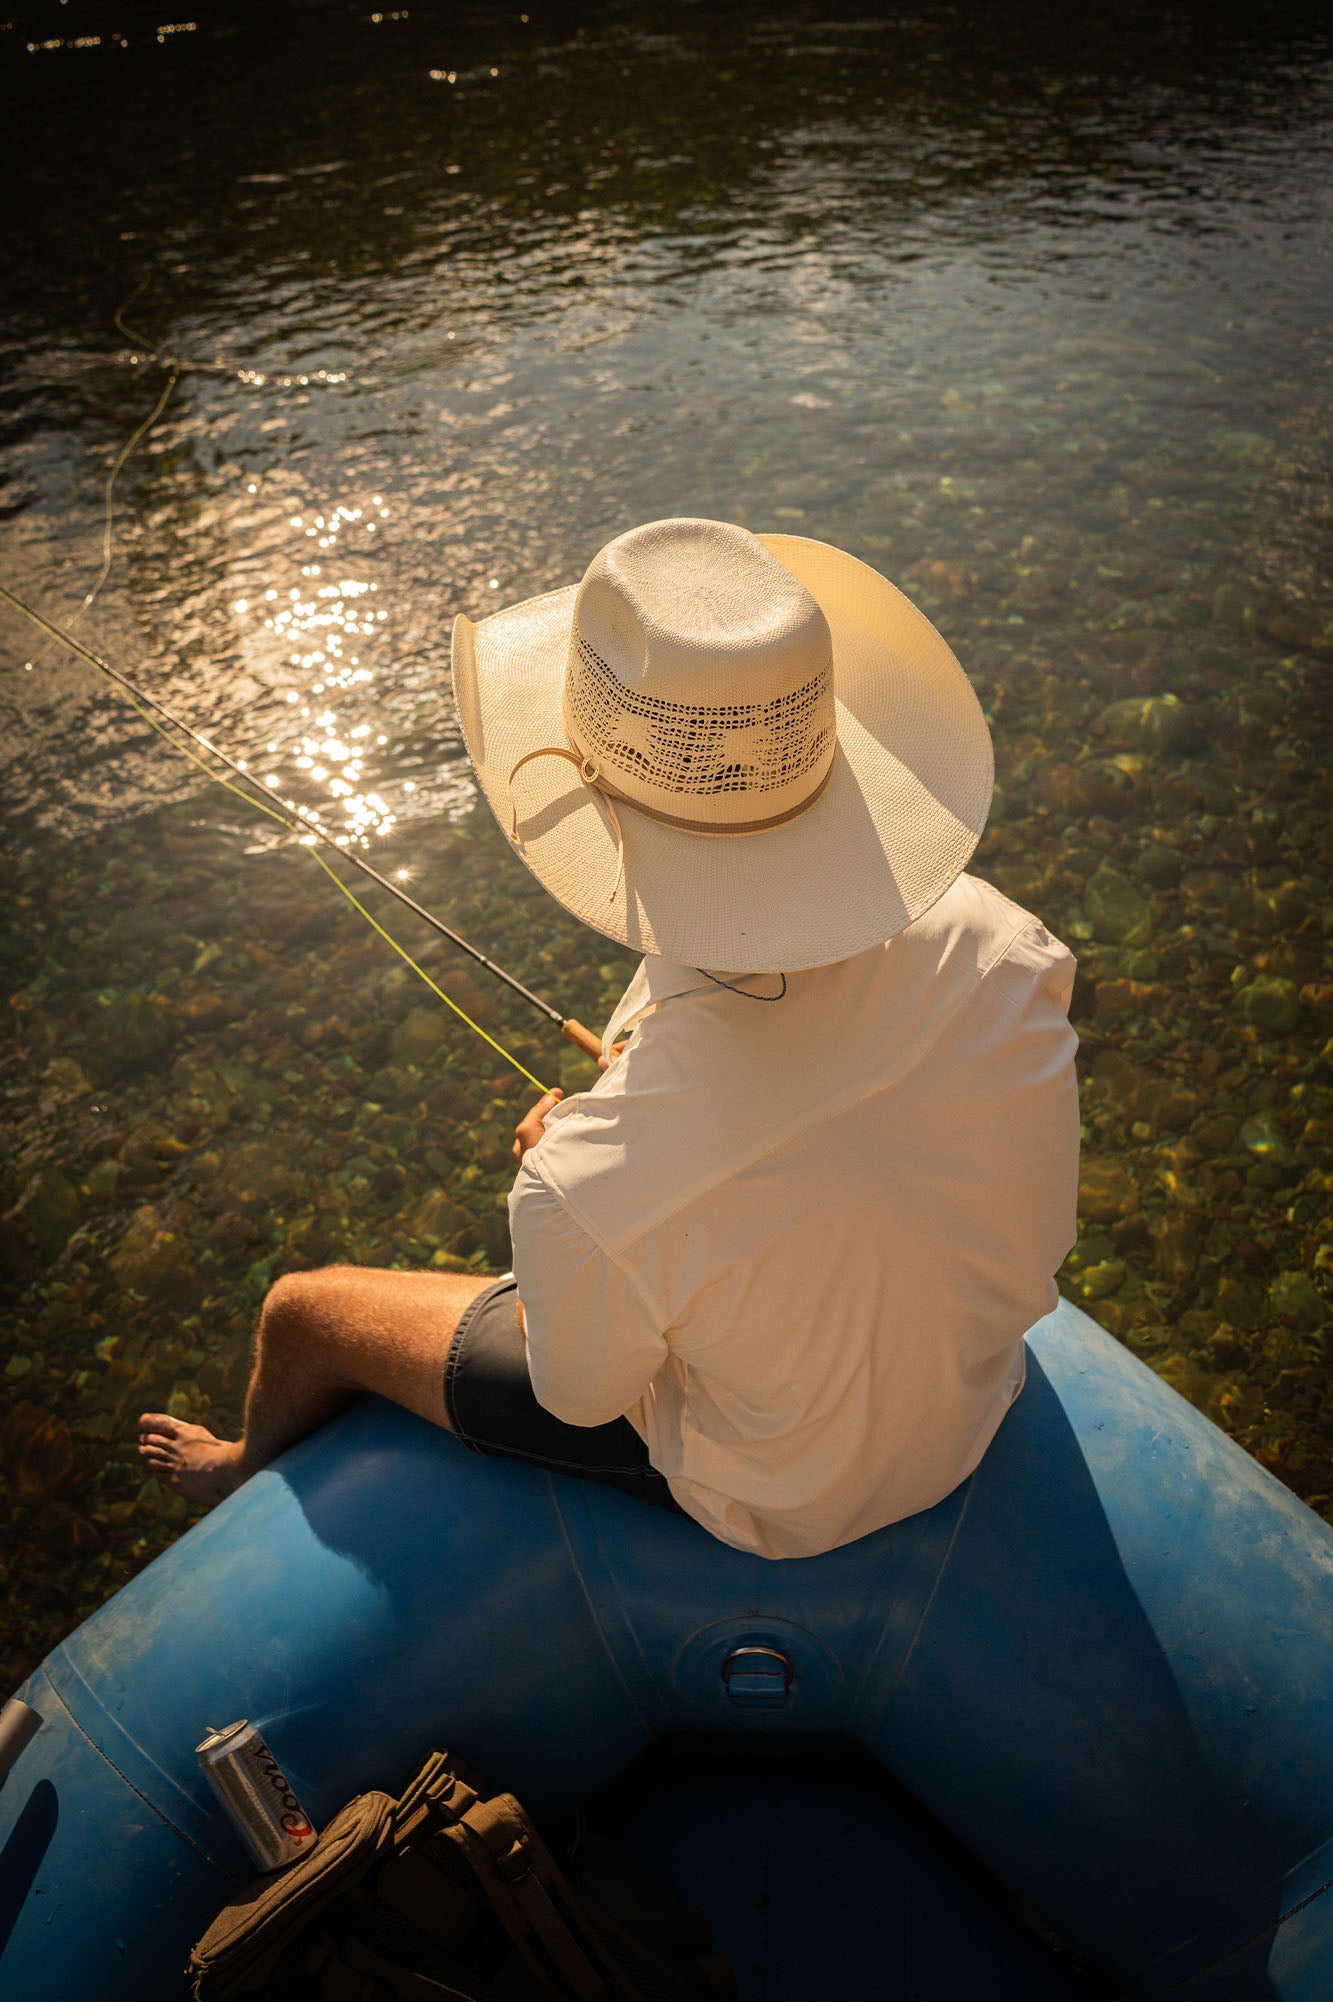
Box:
[138,1413,246,1507]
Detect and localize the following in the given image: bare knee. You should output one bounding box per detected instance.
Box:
[260,1266,359,1351]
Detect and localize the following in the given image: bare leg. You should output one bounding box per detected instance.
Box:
[138,1265,494,1508]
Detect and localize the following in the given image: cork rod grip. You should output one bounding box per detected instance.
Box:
[560,1018,604,1063]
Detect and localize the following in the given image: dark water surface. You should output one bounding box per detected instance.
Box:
[1,0,1330,1685]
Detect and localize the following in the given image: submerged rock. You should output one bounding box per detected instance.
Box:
[1099,694,1199,756]
[1154,1215,1204,1286]
[1036,762,1118,819]
[82,1158,122,1201]
[392,1005,450,1066]
[1079,1161,1137,1223]
[1194,1114,1242,1158]
[7,1166,82,1260]
[84,990,182,1084]
[1232,977,1301,1037]
[1224,884,1310,937]
[224,1140,293,1204]
[1240,1116,1294,1164]
[1209,585,1253,631]
[1267,1271,1326,1331]
[1085,865,1151,944]
[411,1190,479,1247]
[108,1206,199,1304]
[1079,1258,1125,1300]
[2,1402,76,1505]
[1134,843,1183,890]
[1093,978,1172,1023]
[1214,430,1275,468]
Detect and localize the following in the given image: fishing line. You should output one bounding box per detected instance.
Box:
[21,356,178,675]
[301,848,550,1088]
[5,292,603,1085]
[25,282,344,670]
[82,363,179,619]
[112,280,156,352]
[1,584,570,1092]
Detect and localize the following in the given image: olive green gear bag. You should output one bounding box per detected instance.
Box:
[188,1747,735,2002]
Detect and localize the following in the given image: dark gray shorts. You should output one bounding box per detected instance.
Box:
[443,1276,684,1514]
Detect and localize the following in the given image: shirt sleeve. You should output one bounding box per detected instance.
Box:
[508,1158,670,1427]
[945,917,1082,1291]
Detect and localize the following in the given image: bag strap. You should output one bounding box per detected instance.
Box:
[386,1760,613,1999]
[394,1760,652,2002]
[454,1799,607,1999]
[376,1842,480,1955]
[444,1788,654,2002]
[335,1928,483,2002]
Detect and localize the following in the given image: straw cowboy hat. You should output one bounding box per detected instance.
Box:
[451,517,993,972]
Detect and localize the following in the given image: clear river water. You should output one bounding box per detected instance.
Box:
[1,0,1330,1685]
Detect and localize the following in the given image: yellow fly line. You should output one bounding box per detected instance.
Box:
[303,848,550,1091]
[141,678,550,1092]
[2,297,555,1094]
[3,595,552,1096]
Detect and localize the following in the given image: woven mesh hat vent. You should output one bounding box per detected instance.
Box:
[568,635,834,800]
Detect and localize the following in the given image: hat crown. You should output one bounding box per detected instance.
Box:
[565,519,837,828]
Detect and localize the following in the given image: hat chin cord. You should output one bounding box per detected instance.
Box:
[505,745,795,997]
[504,739,836,915]
[506,744,628,907]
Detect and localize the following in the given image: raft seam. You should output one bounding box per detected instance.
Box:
[547,1476,663,1737]
[38,1675,243,1884]
[858,1465,979,1739]
[1156,1869,1333,1994]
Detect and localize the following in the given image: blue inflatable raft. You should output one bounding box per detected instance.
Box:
[2,1298,1332,2001]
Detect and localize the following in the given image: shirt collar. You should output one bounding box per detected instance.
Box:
[603,957,781,1056]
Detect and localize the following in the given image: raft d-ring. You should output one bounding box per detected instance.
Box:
[721,1644,793,1704]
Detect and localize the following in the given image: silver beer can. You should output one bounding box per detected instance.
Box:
[196,1720,319,1872]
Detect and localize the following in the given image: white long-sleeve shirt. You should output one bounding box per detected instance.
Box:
[509,873,1079,1560]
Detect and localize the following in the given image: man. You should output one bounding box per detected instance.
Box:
[140,517,1078,1558]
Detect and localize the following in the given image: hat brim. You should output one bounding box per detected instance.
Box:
[451,534,993,972]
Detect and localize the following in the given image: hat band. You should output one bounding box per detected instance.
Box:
[589,755,834,834]
[504,743,833,909]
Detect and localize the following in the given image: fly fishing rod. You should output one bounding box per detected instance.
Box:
[0,582,605,1082]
